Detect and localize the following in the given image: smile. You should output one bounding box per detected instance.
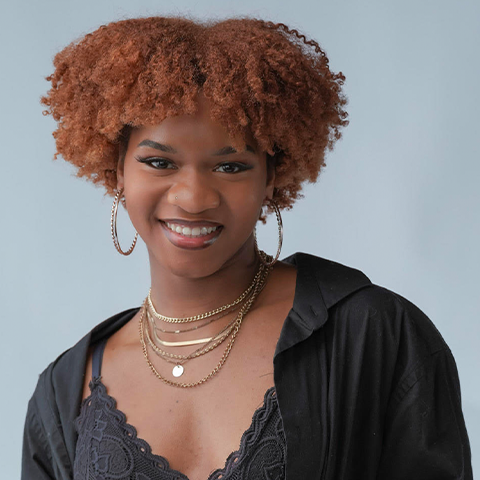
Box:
[165,222,221,238]
[159,221,223,250]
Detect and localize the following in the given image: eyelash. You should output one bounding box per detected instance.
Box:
[134,156,251,174]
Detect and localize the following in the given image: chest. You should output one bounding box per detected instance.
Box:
[79,303,290,479]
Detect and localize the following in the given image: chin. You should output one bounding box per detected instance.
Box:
[148,248,229,279]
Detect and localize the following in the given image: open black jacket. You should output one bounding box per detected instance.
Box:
[22,252,473,479]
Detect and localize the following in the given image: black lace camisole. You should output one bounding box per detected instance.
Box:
[73,338,287,479]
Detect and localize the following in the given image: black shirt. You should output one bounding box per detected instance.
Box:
[21,251,474,479]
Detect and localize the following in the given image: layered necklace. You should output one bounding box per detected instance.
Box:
[139,252,273,388]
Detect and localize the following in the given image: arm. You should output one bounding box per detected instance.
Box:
[21,396,56,480]
[376,347,473,480]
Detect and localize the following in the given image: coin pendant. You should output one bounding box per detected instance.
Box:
[172,365,184,377]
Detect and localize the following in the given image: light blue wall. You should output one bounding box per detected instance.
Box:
[1,0,478,476]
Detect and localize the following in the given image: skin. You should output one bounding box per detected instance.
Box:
[81,93,298,479]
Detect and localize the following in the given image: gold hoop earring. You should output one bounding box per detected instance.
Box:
[253,198,283,267]
[111,188,138,256]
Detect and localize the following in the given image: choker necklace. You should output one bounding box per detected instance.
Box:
[150,303,240,335]
[146,264,264,324]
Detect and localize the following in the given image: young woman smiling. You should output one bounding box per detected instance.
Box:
[22,15,472,480]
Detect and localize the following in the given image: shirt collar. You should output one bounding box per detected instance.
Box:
[274,251,372,357]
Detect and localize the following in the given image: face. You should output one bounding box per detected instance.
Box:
[116,95,275,278]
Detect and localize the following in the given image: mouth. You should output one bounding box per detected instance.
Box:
[159,220,224,250]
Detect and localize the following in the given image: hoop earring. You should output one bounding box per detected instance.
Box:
[111,188,138,256]
[253,198,283,267]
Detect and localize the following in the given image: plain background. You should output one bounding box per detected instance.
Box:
[1,0,478,476]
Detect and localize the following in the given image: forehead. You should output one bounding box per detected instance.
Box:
[128,95,259,153]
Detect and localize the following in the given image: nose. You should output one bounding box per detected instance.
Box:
[167,170,221,214]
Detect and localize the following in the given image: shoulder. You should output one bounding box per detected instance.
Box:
[289,251,451,371]
[301,254,458,404]
[28,307,139,420]
[24,307,139,474]
[318,267,452,400]
[331,283,449,356]
[291,251,449,354]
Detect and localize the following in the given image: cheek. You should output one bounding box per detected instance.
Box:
[226,186,264,234]
[123,171,160,231]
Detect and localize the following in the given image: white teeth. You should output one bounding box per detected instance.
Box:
[165,222,219,237]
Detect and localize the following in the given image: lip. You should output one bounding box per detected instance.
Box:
[161,218,223,227]
[159,220,223,250]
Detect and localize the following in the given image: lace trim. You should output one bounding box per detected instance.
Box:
[75,377,188,477]
[208,386,283,479]
[75,376,283,479]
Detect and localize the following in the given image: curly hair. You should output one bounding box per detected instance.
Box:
[41,15,348,222]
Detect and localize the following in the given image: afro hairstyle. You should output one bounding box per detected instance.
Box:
[41,15,349,222]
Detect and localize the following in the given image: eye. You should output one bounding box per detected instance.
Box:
[215,162,250,174]
[135,156,175,170]
[134,156,251,174]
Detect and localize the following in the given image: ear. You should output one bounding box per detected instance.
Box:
[116,125,133,192]
[265,154,276,201]
[116,157,125,192]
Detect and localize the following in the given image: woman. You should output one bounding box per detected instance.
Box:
[22,15,472,480]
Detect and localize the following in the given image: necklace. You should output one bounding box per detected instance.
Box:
[145,307,239,357]
[151,303,240,334]
[148,306,242,347]
[139,256,273,388]
[147,298,244,347]
[146,265,264,324]
[143,265,265,370]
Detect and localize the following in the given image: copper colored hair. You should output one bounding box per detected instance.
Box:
[41,16,348,222]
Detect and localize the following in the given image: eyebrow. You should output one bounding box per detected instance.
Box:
[212,145,256,155]
[137,140,177,153]
[137,139,256,155]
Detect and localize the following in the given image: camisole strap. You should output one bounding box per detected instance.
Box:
[91,338,108,379]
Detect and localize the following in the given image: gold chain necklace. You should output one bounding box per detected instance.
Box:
[151,302,240,335]
[147,265,263,324]
[139,257,273,388]
[142,263,266,370]
[147,295,247,347]
[145,307,239,359]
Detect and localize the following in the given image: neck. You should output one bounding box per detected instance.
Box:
[148,240,263,320]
